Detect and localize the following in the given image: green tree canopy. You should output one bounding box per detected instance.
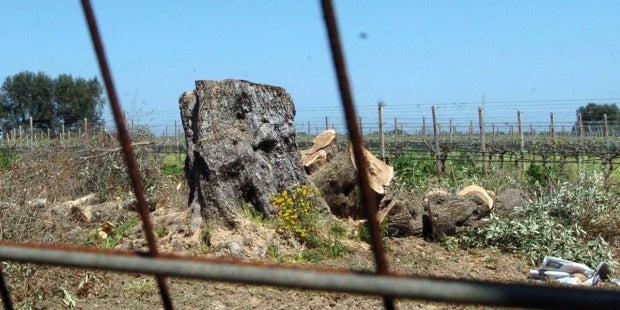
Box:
[575,103,619,134]
[577,102,619,122]
[54,74,104,129]
[0,71,104,131]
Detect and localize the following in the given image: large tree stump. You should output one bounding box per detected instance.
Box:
[179,79,318,227]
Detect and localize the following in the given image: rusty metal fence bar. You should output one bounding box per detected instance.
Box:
[0,1,619,310]
[320,0,394,308]
[79,1,174,309]
[1,241,619,309]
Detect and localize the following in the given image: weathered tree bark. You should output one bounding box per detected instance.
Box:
[425,191,492,241]
[309,145,393,219]
[378,191,425,237]
[309,148,360,218]
[180,79,319,227]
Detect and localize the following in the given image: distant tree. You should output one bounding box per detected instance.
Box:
[0,71,55,130]
[0,71,105,132]
[54,74,104,130]
[575,103,620,134]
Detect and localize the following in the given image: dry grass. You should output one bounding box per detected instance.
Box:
[0,146,618,309]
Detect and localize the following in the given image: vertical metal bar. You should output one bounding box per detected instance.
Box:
[320,1,395,309]
[79,1,173,309]
[0,265,14,310]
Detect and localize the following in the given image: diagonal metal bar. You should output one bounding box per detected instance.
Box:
[320,0,395,309]
[0,242,619,310]
[79,1,173,309]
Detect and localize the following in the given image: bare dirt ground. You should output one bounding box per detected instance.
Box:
[0,150,617,309]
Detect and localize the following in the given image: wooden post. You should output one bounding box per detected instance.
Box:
[578,113,584,138]
[432,106,441,175]
[469,120,473,140]
[29,116,33,147]
[449,119,454,142]
[325,116,329,131]
[358,117,363,136]
[174,119,179,147]
[478,107,486,171]
[604,114,609,138]
[307,121,311,135]
[422,116,427,136]
[393,117,398,144]
[518,111,525,171]
[550,112,555,140]
[378,102,385,161]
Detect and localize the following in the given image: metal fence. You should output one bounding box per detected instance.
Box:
[0,1,618,309]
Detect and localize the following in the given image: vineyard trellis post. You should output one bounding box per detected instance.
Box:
[478,106,486,172]
[358,116,363,137]
[29,116,34,148]
[432,105,441,175]
[578,112,584,139]
[449,119,454,142]
[518,110,525,171]
[378,101,385,161]
[394,117,398,148]
[84,118,89,137]
[550,112,556,164]
[421,116,427,136]
[325,116,329,131]
[174,119,179,147]
[550,112,555,140]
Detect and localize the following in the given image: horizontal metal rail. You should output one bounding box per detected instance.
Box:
[0,242,618,309]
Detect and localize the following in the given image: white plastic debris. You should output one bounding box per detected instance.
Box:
[529,256,617,286]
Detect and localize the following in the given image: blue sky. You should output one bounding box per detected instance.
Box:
[1,1,619,135]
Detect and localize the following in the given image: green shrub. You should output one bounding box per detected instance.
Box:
[526,163,560,188]
[391,153,436,190]
[271,184,347,262]
[453,172,618,267]
[271,184,320,239]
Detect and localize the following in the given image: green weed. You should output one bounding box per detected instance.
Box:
[0,151,17,170]
[162,154,185,175]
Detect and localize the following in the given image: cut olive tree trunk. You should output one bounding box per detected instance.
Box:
[309,144,394,219]
[180,79,322,227]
